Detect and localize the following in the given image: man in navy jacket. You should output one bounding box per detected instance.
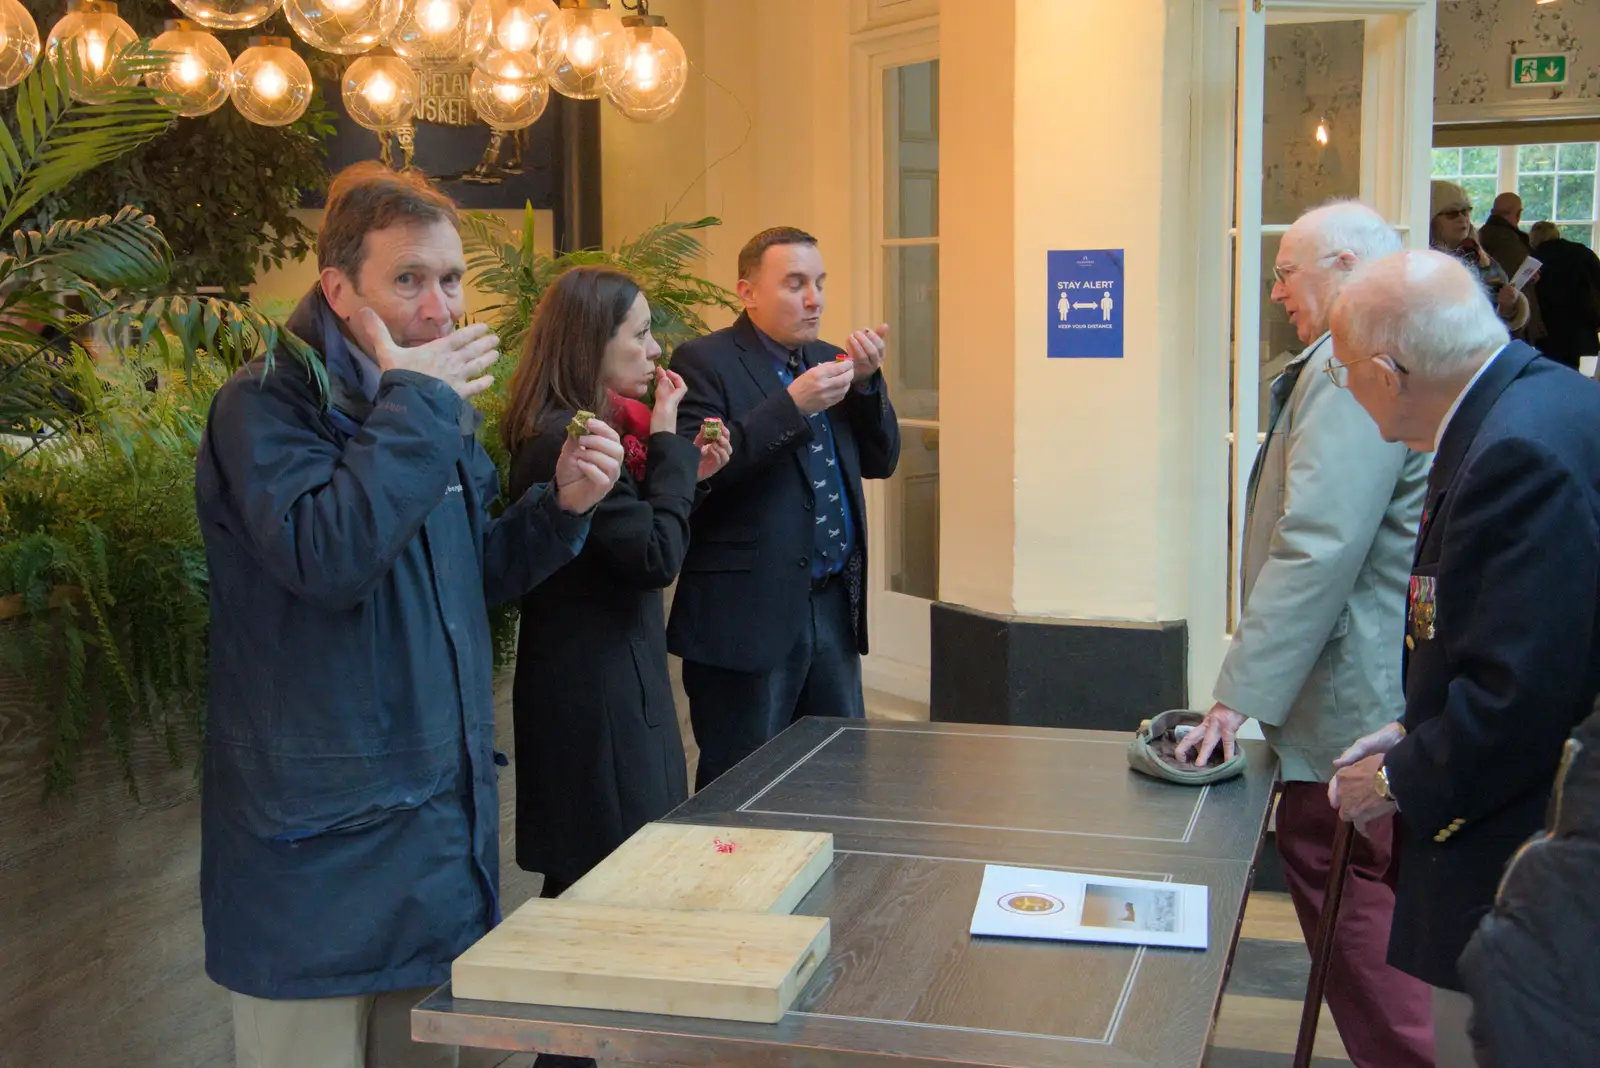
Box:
[669,227,900,787]
[1327,249,1600,1066]
[195,164,623,1068]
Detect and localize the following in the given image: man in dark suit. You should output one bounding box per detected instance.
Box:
[1325,249,1600,1066]
[669,227,900,788]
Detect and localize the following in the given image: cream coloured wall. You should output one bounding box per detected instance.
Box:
[1008,0,1198,624]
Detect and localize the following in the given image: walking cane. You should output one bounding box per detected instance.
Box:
[1293,818,1356,1068]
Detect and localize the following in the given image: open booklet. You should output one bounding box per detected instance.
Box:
[969,865,1209,950]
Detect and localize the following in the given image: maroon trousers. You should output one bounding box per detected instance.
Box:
[1275,782,1436,1068]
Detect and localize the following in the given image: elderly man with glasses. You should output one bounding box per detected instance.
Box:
[1327,248,1600,1066]
[1177,201,1435,1067]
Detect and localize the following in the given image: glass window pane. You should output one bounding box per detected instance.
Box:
[1566,223,1594,248]
[1518,174,1555,223]
[884,60,939,240]
[1258,234,1297,433]
[1432,147,1461,178]
[1558,142,1597,173]
[1462,177,1499,228]
[884,245,939,420]
[1519,144,1558,173]
[1261,21,1363,225]
[1557,172,1596,222]
[1462,146,1499,175]
[886,426,938,600]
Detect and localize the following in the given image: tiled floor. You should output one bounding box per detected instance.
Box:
[479,684,1350,1068]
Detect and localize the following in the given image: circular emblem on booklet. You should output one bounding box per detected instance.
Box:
[998,892,1065,915]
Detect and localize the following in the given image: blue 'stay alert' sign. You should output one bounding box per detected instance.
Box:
[1048,249,1124,359]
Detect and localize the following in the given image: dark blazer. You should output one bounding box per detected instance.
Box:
[1384,341,1600,990]
[667,313,900,673]
[509,412,699,887]
[1531,237,1600,368]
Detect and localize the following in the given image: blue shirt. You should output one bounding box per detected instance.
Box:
[753,325,856,581]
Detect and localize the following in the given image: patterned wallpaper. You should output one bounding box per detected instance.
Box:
[1437,0,1600,109]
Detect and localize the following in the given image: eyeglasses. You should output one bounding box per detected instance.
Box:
[1324,352,1410,388]
[1438,207,1472,221]
[1272,250,1347,285]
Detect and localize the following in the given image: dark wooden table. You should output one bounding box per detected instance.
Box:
[415,718,1278,1067]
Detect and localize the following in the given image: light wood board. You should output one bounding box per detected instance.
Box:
[557,822,834,915]
[452,900,830,1024]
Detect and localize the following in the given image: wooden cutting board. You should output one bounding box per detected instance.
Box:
[452,900,830,1024]
[557,823,834,915]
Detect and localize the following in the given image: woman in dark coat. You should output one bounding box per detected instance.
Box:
[501,266,731,900]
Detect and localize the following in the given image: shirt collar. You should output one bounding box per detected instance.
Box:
[1434,344,1506,453]
[752,322,801,369]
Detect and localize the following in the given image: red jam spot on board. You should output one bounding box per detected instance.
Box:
[713,838,738,854]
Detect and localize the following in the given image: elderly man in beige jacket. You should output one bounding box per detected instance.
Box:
[1177,202,1435,1067]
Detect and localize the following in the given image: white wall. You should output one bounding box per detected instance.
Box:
[1437,0,1600,120]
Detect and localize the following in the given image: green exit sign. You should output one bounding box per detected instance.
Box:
[1513,53,1568,87]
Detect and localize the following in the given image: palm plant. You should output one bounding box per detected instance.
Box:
[462,206,740,370]
[0,46,316,478]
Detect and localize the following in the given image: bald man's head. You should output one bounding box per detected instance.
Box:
[1329,249,1510,449]
[1491,192,1523,223]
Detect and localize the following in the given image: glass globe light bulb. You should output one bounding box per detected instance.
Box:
[171,0,283,32]
[45,1,138,102]
[390,0,489,67]
[252,60,286,98]
[229,36,312,126]
[284,0,401,56]
[419,0,457,35]
[470,64,546,130]
[341,50,417,130]
[535,2,621,100]
[148,20,232,116]
[0,0,39,90]
[465,0,552,75]
[603,18,684,120]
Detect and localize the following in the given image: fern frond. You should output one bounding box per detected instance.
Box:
[0,48,176,232]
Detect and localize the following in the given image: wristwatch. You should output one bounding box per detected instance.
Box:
[1374,764,1394,802]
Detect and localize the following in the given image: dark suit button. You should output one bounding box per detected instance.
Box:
[798,557,809,569]
[804,499,814,511]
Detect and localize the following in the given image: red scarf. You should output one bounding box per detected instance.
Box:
[607,390,652,481]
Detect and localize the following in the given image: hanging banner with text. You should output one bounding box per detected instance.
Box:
[1048,249,1124,359]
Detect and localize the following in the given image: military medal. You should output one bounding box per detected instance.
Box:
[1408,575,1437,643]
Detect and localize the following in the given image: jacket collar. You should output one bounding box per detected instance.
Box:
[1415,340,1540,553]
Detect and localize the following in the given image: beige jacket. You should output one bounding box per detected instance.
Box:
[1214,334,1430,782]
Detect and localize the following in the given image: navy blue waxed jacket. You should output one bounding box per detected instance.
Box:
[194,288,588,999]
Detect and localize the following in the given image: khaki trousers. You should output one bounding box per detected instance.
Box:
[231,987,460,1068]
[1430,986,1478,1068]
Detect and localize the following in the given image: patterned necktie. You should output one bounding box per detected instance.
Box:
[789,349,850,575]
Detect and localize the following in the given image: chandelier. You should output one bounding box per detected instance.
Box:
[0,0,687,133]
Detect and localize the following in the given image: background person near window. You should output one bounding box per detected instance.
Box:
[1529,220,1600,371]
[1430,181,1530,333]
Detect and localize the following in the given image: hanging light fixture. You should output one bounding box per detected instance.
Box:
[470,65,547,128]
[535,0,621,100]
[285,0,402,55]
[46,0,137,102]
[229,35,312,125]
[467,0,555,61]
[389,0,489,66]
[341,47,417,130]
[603,0,682,123]
[148,18,230,116]
[0,0,40,89]
[172,0,283,32]
[1314,115,1330,146]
